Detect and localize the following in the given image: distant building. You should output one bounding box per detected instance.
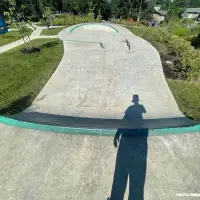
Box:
[182,8,200,19]
[153,9,168,22]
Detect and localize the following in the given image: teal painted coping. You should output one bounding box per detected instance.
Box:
[0,116,200,136]
[69,23,119,34]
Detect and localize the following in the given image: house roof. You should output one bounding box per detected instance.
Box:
[185,8,200,13]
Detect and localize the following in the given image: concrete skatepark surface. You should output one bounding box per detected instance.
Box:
[0,24,200,200]
[25,23,184,120]
[0,123,200,200]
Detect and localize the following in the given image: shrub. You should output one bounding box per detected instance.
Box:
[191,34,200,49]
[142,29,171,44]
[172,27,190,37]
[51,14,95,26]
[40,19,46,26]
[167,37,196,78]
[53,17,65,25]
[96,10,102,22]
[86,12,95,22]
[189,26,200,36]
[167,36,192,56]
[135,28,200,80]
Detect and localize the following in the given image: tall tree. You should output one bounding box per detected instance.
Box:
[110,0,150,19]
[0,0,9,13]
[189,0,200,8]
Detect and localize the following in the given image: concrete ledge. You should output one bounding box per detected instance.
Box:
[0,114,200,136]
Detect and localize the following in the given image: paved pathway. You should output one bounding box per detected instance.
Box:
[27,24,183,119]
[0,23,63,54]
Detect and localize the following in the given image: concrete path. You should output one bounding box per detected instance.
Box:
[0,123,200,200]
[0,23,62,54]
[27,23,183,119]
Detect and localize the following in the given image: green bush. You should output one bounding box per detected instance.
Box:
[181,18,194,26]
[172,27,190,37]
[167,36,192,56]
[53,17,65,25]
[96,10,102,22]
[189,26,200,36]
[131,28,200,81]
[51,14,96,26]
[111,18,144,26]
[191,34,200,49]
[167,37,200,80]
[142,29,171,44]
[111,18,128,25]
[55,14,66,19]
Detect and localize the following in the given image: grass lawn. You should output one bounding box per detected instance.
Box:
[167,79,200,121]
[40,27,67,35]
[0,38,63,114]
[0,31,21,47]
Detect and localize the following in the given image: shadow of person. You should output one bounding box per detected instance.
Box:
[109,94,148,200]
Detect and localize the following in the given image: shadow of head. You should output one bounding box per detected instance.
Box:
[124,94,146,122]
[132,94,139,104]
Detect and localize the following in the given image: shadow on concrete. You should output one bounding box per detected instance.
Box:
[7,111,198,130]
[0,95,32,115]
[108,94,148,200]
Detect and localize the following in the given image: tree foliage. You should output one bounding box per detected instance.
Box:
[1,0,161,20]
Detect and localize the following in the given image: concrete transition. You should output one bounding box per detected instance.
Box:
[25,23,184,120]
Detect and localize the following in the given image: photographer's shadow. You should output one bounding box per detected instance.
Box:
[109,95,148,200]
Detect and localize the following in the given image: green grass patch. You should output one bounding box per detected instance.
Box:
[41,27,67,35]
[0,31,21,47]
[167,79,200,121]
[41,14,98,26]
[0,38,64,114]
[127,26,166,37]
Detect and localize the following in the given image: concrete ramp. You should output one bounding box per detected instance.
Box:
[25,23,184,121]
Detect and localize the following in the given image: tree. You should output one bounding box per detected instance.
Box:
[90,0,107,18]
[6,0,33,52]
[43,7,52,28]
[0,0,11,14]
[189,0,200,8]
[110,0,150,20]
